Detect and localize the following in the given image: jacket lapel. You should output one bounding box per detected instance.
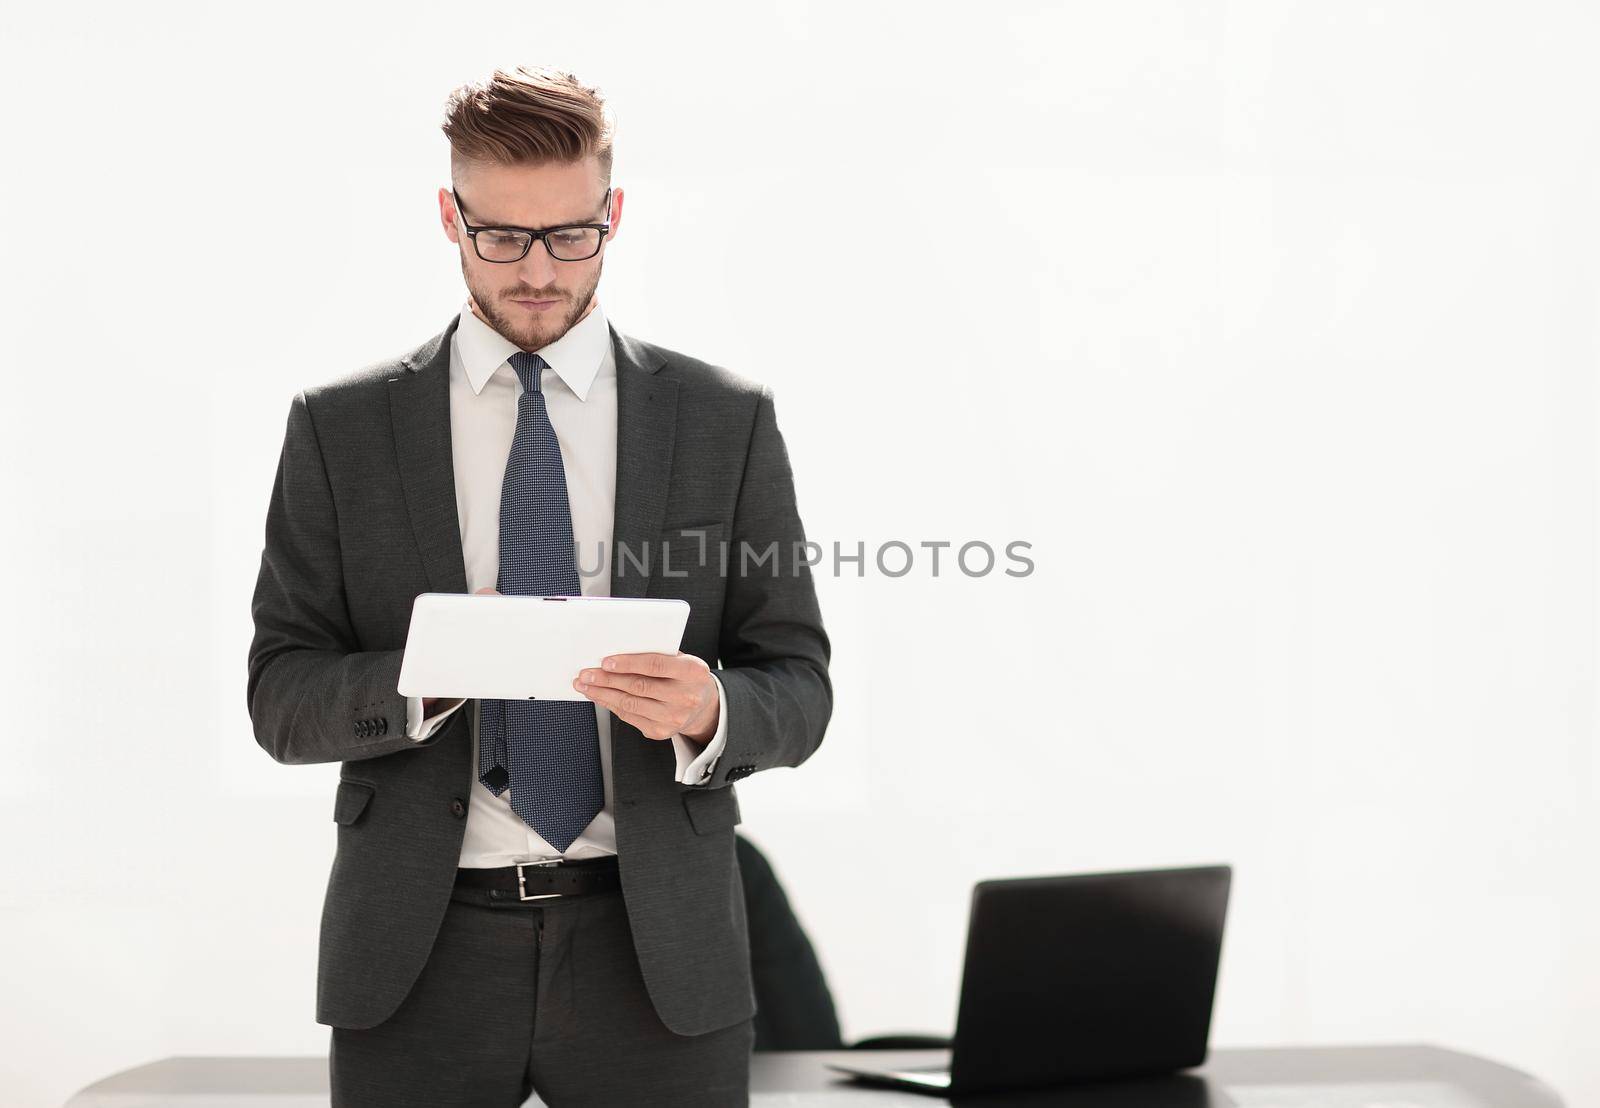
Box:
[609,322,676,598]
[390,314,470,596]
[388,312,676,601]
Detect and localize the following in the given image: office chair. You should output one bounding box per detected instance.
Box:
[735,833,952,1052]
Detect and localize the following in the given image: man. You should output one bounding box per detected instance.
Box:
[246,65,831,1107]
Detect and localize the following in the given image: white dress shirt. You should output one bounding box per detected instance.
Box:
[402,298,728,867]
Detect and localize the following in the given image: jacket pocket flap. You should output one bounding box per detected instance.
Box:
[333,779,375,825]
[682,786,742,835]
[661,520,724,538]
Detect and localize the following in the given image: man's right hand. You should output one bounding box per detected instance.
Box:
[421,586,501,713]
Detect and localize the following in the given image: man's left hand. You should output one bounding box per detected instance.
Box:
[574,651,720,743]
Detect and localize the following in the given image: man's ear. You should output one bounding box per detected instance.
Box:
[440,187,460,243]
[605,186,624,241]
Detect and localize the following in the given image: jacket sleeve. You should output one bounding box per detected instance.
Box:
[246,390,444,765]
[698,384,833,789]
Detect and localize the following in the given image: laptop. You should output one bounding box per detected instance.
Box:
[825,864,1232,1097]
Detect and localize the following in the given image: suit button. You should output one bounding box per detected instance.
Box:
[450,797,467,818]
[377,718,388,735]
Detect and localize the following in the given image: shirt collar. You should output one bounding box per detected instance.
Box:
[455,298,611,401]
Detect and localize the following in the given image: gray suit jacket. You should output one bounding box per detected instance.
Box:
[246,312,832,1036]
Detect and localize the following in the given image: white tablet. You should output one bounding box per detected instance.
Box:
[396,593,692,701]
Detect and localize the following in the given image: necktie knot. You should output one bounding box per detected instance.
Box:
[509,351,548,395]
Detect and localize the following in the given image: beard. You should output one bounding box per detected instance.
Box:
[462,255,604,352]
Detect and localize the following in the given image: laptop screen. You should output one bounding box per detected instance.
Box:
[949,864,1232,1094]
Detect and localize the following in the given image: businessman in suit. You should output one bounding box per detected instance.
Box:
[246,66,831,1107]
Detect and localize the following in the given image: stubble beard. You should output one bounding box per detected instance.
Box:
[464,257,603,353]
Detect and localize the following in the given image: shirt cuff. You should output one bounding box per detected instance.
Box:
[406,695,467,741]
[672,672,728,785]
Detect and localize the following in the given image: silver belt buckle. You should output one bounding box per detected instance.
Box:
[516,858,564,901]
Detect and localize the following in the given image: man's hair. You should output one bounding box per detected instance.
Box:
[441,65,614,187]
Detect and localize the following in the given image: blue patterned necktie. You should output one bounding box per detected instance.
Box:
[477,351,604,852]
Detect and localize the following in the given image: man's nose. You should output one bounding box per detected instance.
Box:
[515,244,558,287]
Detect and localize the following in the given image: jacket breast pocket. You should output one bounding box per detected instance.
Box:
[333,779,375,826]
[682,785,742,835]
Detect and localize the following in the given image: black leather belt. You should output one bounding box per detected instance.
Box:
[451,854,621,906]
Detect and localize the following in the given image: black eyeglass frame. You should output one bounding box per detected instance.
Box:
[451,187,614,263]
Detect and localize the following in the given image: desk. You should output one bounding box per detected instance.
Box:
[65,1044,1562,1106]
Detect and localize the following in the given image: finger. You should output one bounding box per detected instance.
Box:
[577,669,705,732]
[577,678,682,728]
[579,666,697,717]
[606,706,676,741]
[599,651,699,679]
[576,668,696,709]
[591,695,679,739]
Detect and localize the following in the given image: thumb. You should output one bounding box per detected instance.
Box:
[474,586,501,596]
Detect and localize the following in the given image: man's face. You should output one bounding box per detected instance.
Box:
[438,157,622,352]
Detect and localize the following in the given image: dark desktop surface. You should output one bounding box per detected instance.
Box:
[64,1043,1565,1106]
[769,1043,1565,1106]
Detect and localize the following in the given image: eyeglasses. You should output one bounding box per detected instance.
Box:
[451,187,613,263]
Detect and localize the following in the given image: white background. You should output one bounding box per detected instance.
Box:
[2,1,1597,1105]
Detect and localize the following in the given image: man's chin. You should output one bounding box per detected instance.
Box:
[473,289,585,348]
